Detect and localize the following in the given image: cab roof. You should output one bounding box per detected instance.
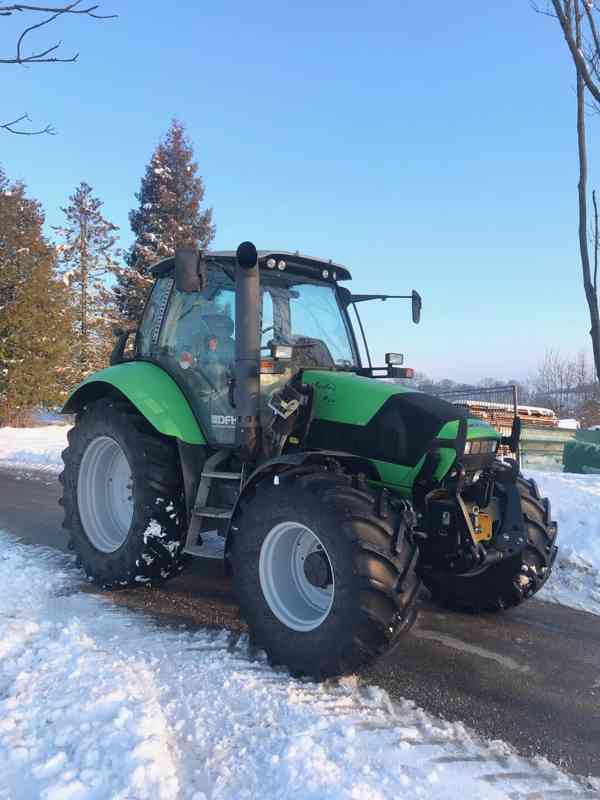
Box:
[150,249,352,282]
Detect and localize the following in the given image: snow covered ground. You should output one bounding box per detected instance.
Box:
[0,531,596,800]
[0,425,68,474]
[531,470,600,616]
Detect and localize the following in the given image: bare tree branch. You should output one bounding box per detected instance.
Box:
[0,112,54,134]
[0,1,115,65]
[583,1,600,56]
[0,3,114,19]
[537,0,600,380]
[551,0,600,103]
[0,1,114,134]
[530,1,559,19]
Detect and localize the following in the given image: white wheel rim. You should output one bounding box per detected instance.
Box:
[259,521,335,632]
[77,436,134,553]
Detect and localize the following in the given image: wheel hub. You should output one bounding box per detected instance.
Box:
[77,435,134,553]
[259,521,335,632]
[303,549,332,589]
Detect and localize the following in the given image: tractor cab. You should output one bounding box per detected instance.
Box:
[135,249,360,447]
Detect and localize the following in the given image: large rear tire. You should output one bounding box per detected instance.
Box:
[422,475,558,613]
[230,466,420,679]
[60,397,186,588]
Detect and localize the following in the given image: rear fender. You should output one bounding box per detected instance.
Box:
[62,362,206,445]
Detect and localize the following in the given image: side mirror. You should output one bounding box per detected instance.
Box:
[412,290,422,324]
[175,248,207,293]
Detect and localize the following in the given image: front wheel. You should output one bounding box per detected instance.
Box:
[422,474,558,613]
[230,467,420,679]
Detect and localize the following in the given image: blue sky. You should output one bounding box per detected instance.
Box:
[2,0,596,381]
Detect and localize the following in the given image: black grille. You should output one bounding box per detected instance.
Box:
[462,452,495,473]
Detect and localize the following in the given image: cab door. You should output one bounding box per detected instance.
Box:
[138,268,238,446]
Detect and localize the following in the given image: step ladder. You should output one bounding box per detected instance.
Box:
[182,450,242,558]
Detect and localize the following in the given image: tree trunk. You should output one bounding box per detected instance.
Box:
[575,3,600,382]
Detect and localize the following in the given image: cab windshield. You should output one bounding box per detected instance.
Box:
[260,272,357,368]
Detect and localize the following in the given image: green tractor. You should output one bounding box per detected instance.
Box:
[60,243,558,679]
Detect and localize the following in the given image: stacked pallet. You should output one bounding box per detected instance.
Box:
[458,401,557,438]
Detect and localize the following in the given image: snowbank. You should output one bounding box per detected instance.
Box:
[0,424,69,473]
[0,531,594,800]
[528,470,600,616]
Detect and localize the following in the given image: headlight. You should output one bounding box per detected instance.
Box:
[464,439,498,455]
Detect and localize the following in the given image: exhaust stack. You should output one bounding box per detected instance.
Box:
[234,241,261,461]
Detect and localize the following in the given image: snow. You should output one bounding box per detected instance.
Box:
[516,404,556,417]
[0,424,69,473]
[558,418,579,430]
[0,531,595,800]
[529,470,600,616]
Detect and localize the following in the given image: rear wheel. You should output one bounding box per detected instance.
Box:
[422,475,558,613]
[60,397,186,588]
[230,466,420,679]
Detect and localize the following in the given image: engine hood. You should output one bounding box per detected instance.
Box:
[301,371,500,469]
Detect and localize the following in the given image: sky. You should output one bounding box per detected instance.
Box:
[1,0,597,382]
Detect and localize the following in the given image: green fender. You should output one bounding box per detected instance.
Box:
[62,362,206,445]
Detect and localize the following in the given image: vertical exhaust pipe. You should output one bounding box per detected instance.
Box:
[234,241,261,461]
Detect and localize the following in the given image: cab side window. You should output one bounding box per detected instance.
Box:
[154,268,237,445]
[157,286,236,375]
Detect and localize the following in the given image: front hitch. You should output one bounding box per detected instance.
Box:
[454,459,527,577]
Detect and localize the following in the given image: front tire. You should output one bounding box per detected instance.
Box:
[60,397,186,588]
[422,475,558,613]
[230,467,420,679]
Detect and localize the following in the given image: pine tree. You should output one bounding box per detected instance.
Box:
[115,119,215,321]
[54,182,120,381]
[0,167,74,425]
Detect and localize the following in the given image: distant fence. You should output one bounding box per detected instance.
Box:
[433,385,518,438]
[431,384,575,471]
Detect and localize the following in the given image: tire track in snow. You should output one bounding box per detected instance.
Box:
[0,531,597,800]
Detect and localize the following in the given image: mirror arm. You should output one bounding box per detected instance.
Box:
[110,329,136,365]
[350,294,412,303]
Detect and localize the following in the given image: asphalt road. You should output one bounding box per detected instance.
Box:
[1,468,599,781]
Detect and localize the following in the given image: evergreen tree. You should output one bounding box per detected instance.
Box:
[116,119,215,321]
[54,182,120,380]
[0,167,73,425]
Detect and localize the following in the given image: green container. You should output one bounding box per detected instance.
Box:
[563,437,600,474]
